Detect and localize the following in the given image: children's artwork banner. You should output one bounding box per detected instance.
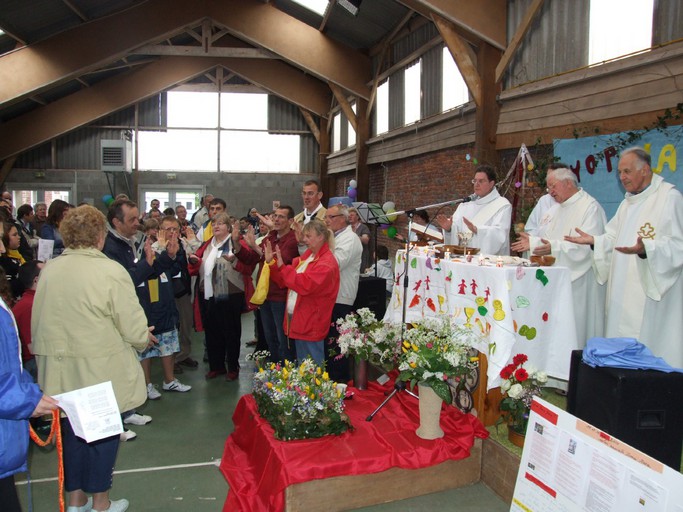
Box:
[554,125,683,219]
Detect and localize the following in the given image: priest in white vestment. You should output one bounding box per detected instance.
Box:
[512,167,607,345]
[523,163,571,235]
[437,165,512,255]
[566,147,683,368]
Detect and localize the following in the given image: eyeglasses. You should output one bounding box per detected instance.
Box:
[471,179,490,185]
[301,191,319,197]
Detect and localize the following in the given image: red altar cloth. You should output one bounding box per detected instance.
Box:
[220,380,489,511]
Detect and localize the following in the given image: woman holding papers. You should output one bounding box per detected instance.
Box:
[0,295,58,512]
[32,205,153,512]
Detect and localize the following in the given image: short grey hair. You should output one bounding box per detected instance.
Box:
[621,146,651,170]
[548,167,578,187]
[329,203,350,223]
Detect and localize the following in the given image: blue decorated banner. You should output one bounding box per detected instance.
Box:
[554,126,682,219]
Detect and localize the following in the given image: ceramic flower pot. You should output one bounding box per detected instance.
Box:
[353,358,368,390]
[416,383,444,440]
[507,426,525,448]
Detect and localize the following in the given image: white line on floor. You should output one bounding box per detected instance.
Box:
[15,459,222,485]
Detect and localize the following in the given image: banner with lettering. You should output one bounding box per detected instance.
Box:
[554,126,682,219]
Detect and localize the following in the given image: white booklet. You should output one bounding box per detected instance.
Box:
[53,381,123,443]
[37,239,54,261]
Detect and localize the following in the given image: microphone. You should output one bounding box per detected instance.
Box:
[450,193,477,205]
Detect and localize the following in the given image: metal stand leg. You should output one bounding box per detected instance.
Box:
[366,380,417,421]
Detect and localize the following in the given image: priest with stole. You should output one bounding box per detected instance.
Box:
[566,147,683,368]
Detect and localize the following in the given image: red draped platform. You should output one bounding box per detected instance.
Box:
[220,379,489,511]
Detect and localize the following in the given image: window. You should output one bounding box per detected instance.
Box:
[375,79,389,135]
[404,60,421,125]
[220,132,300,172]
[333,112,342,152]
[290,0,328,16]
[347,102,356,147]
[7,187,71,209]
[588,0,653,65]
[442,47,469,110]
[137,91,301,173]
[140,188,202,217]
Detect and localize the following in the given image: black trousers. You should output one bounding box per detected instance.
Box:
[0,475,22,512]
[326,303,353,382]
[201,293,244,373]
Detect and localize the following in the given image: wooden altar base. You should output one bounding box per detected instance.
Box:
[284,438,482,512]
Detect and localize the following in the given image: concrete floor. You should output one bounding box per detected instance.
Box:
[17,313,508,511]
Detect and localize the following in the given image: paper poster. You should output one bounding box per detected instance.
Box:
[510,398,680,512]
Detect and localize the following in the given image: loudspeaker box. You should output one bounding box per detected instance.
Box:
[567,350,683,470]
[353,276,387,319]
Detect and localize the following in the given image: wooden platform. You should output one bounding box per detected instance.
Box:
[284,438,482,511]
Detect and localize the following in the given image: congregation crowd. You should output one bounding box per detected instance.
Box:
[1,145,681,512]
[0,177,394,512]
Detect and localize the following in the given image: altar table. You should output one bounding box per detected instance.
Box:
[220,380,488,512]
[385,251,580,388]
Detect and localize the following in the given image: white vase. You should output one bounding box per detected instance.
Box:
[416,382,444,440]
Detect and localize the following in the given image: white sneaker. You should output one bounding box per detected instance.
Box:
[123,413,152,426]
[147,383,161,400]
[94,498,129,512]
[162,378,192,392]
[119,429,137,442]
[66,496,92,512]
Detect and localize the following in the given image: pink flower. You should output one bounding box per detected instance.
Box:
[426,343,433,349]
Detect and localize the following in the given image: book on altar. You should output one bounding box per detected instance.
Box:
[410,223,444,242]
[53,381,123,443]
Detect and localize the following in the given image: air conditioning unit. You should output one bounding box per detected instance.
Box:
[100,140,132,172]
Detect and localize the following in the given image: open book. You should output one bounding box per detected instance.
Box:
[410,223,443,242]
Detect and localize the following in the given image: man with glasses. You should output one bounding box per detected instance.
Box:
[512,167,607,347]
[324,203,362,382]
[523,162,568,237]
[437,165,512,255]
[233,206,299,363]
[294,180,326,225]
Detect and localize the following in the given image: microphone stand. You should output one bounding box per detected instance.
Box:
[366,195,474,421]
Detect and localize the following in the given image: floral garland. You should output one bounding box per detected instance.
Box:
[251,354,352,441]
[498,353,548,434]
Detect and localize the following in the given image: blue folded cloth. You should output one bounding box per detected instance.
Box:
[583,337,683,373]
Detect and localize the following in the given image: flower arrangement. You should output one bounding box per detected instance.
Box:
[335,308,403,369]
[251,355,352,441]
[397,318,480,403]
[498,353,548,435]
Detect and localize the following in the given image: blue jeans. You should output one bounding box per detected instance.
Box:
[261,300,296,363]
[295,340,325,366]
